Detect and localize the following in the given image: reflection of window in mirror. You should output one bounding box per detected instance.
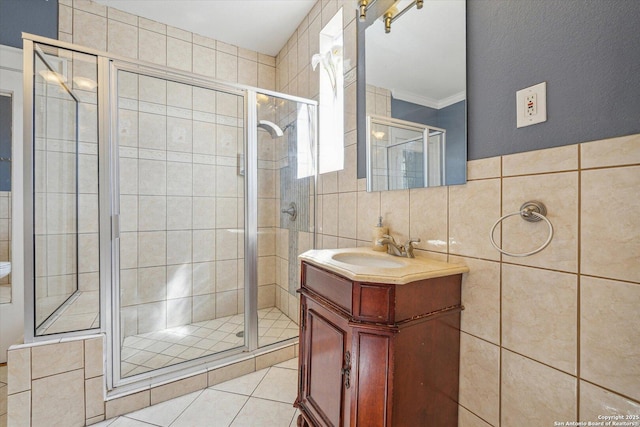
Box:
[313,8,344,174]
[0,92,12,304]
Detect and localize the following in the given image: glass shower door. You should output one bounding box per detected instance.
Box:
[114,66,247,379]
[31,43,100,336]
[255,92,316,348]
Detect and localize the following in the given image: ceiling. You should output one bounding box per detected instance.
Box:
[93,0,317,56]
[365,0,466,107]
[93,0,465,107]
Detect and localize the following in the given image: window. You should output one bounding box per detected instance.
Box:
[313,8,344,174]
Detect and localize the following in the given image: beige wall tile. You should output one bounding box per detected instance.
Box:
[7,390,30,427]
[85,376,104,419]
[451,256,500,345]
[380,189,410,243]
[85,336,104,379]
[238,58,258,87]
[501,172,578,272]
[32,340,84,380]
[139,29,167,66]
[167,25,192,42]
[105,390,150,419]
[580,381,640,422]
[73,0,106,16]
[409,186,448,253]
[449,179,501,261]
[502,264,577,374]
[338,144,358,193]
[151,373,207,405]
[467,156,500,181]
[501,350,577,425]
[581,134,640,169]
[7,348,30,394]
[73,9,107,51]
[138,17,165,34]
[356,190,381,244]
[208,358,255,386]
[321,194,338,236]
[458,334,500,426]
[107,7,137,25]
[256,346,295,370]
[59,4,73,34]
[32,369,85,427]
[581,166,640,283]
[337,192,357,240]
[581,277,640,401]
[108,19,138,59]
[217,51,238,83]
[502,144,578,176]
[167,37,193,72]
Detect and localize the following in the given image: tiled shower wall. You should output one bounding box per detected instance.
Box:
[116,70,246,337]
[276,0,640,424]
[58,0,281,335]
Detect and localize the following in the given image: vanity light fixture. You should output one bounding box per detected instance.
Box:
[382,0,424,34]
[357,0,377,22]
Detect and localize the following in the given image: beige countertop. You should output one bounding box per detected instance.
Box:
[299,247,469,285]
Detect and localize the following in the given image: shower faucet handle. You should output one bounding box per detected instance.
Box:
[281,202,297,221]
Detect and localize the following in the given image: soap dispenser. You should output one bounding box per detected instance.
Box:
[372,216,388,252]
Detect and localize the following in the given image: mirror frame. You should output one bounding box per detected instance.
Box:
[356,0,467,182]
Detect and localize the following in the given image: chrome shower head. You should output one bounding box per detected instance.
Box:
[257,120,284,138]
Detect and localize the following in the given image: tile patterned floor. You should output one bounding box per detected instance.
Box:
[95,358,300,427]
[121,307,298,377]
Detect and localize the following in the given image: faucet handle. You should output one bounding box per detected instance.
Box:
[382,234,397,244]
[404,238,421,258]
[404,237,421,246]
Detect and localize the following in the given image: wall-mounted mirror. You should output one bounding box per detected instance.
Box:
[357,0,467,189]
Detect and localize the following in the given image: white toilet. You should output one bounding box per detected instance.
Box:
[0,262,11,279]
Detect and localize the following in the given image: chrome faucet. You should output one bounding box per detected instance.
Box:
[376,234,421,258]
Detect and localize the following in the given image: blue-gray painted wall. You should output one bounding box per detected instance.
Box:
[0,0,58,49]
[467,0,640,160]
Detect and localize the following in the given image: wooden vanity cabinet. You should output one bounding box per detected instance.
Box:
[295,262,464,427]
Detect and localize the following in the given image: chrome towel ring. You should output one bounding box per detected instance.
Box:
[490,201,554,257]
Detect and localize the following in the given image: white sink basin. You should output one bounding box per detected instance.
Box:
[332,252,405,268]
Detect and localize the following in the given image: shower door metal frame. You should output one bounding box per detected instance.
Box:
[22,33,318,396]
[107,60,253,390]
[22,36,105,343]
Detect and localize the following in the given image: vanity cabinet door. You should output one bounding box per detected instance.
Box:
[299,295,352,427]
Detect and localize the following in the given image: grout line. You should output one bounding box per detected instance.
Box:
[498,153,503,426]
[576,144,582,421]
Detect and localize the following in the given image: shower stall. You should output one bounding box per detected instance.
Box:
[23,35,316,390]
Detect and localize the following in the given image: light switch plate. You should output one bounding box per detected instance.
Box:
[516,82,547,128]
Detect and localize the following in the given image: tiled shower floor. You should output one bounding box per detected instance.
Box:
[121,307,298,377]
